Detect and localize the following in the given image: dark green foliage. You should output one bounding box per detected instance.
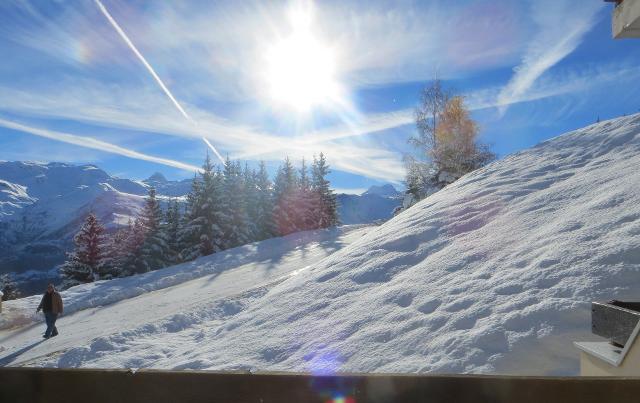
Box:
[139,187,171,271]
[220,158,251,249]
[178,155,224,260]
[272,157,299,236]
[254,161,276,240]
[165,199,181,264]
[311,153,339,228]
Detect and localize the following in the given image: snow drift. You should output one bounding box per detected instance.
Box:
[2,114,640,375]
[112,113,637,375]
[0,225,369,331]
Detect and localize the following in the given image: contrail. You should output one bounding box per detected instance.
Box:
[95,0,225,164]
[0,118,202,172]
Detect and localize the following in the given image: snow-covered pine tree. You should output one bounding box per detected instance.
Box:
[120,218,147,275]
[178,155,223,260]
[242,163,260,243]
[292,158,314,231]
[220,158,251,249]
[311,153,339,228]
[177,173,203,261]
[60,213,106,288]
[254,161,276,240]
[209,166,225,252]
[272,157,299,236]
[100,222,131,279]
[165,198,181,264]
[139,187,171,271]
[0,273,20,301]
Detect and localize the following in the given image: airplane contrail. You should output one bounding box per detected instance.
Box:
[95,0,225,164]
[0,118,202,173]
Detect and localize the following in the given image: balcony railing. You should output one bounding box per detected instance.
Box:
[2,368,640,403]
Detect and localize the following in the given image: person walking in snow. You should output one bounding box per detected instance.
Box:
[36,283,63,339]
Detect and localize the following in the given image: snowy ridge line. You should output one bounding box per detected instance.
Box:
[0,225,368,331]
[22,281,280,369]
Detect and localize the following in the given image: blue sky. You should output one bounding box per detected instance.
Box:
[0,0,638,194]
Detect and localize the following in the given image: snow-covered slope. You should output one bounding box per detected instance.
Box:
[1,115,640,374]
[0,224,372,365]
[337,185,402,224]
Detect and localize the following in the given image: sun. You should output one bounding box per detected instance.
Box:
[265,4,341,112]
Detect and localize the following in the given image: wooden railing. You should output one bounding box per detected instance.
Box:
[2,368,640,403]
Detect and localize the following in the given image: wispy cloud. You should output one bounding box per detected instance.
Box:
[94,0,190,122]
[0,117,201,173]
[496,0,603,115]
[0,0,618,184]
[94,0,225,164]
[0,77,408,182]
[471,62,640,113]
[236,108,414,160]
[1,1,525,99]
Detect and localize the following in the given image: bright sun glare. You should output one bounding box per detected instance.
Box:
[265,4,341,112]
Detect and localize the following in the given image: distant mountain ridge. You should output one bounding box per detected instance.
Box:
[362,184,400,197]
[142,171,192,197]
[336,184,402,224]
[0,161,401,280]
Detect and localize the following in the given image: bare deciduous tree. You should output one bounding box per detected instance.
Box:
[411,78,450,153]
[403,81,495,210]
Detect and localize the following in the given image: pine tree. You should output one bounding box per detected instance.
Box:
[243,163,259,242]
[165,198,181,264]
[60,213,106,288]
[254,161,276,240]
[293,158,314,231]
[220,158,251,249]
[0,273,21,301]
[101,223,131,279]
[121,218,147,275]
[177,174,203,261]
[178,155,223,260]
[139,187,171,271]
[272,157,299,236]
[311,153,338,229]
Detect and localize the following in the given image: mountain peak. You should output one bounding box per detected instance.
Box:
[362,184,399,197]
[147,172,167,183]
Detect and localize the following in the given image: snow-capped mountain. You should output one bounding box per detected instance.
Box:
[3,114,639,374]
[362,184,401,198]
[142,172,192,197]
[337,185,402,224]
[0,162,185,277]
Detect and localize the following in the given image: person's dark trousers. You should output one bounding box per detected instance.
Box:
[44,312,58,338]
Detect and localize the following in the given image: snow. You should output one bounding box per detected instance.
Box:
[362,184,400,198]
[2,114,640,374]
[0,179,35,217]
[0,224,372,366]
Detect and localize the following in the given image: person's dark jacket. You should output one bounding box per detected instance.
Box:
[37,291,63,314]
